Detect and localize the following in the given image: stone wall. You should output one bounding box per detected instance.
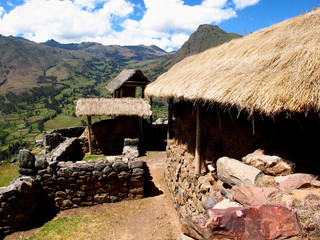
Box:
[0,177,38,238]
[165,139,320,239]
[39,157,144,209]
[165,140,218,217]
[0,149,145,238]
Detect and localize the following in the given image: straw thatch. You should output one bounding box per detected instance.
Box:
[76,98,152,117]
[145,9,320,116]
[106,69,150,93]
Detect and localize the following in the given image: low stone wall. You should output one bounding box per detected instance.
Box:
[39,158,144,209]
[0,177,38,238]
[0,150,144,238]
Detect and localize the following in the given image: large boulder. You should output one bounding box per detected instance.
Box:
[206,204,301,240]
[216,157,262,186]
[231,183,279,206]
[182,204,301,240]
[275,173,320,192]
[242,149,295,176]
[18,149,35,175]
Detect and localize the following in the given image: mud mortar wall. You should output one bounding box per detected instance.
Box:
[173,101,320,173]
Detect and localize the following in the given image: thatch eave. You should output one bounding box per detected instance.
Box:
[76,98,152,117]
[145,9,320,117]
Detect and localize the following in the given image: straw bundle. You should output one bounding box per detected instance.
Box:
[76,98,152,117]
[145,9,320,116]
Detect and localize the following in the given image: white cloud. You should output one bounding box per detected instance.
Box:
[0,7,5,17]
[0,0,258,51]
[233,0,260,9]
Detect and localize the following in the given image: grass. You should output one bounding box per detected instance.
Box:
[82,154,106,162]
[0,162,19,187]
[23,215,84,240]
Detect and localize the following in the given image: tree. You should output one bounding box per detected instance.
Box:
[37,120,44,133]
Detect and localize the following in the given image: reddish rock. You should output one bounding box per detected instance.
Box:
[231,183,279,206]
[275,173,320,192]
[206,204,301,240]
[242,149,295,176]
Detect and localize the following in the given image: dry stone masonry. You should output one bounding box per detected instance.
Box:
[1,135,145,238]
[165,139,320,240]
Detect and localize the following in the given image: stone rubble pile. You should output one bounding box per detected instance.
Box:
[165,139,320,240]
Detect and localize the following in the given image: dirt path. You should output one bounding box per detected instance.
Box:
[5,151,182,240]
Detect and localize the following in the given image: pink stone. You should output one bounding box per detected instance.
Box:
[231,183,279,206]
[206,204,301,240]
[275,173,320,192]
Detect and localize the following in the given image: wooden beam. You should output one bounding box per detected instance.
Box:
[195,102,201,175]
[139,116,143,143]
[87,116,92,155]
[167,98,173,140]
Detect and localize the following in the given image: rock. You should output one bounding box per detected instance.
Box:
[35,156,48,170]
[242,149,295,176]
[219,182,233,199]
[206,204,301,240]
[128,160,144,169]
[216,157,262,186]
[43,131,66,150]
[275,173,320,192]
[279,188,320,238]
[50,138,84,162]
[112,161,129,172]
[204,196,225,211]
[231,183,279,206]
[213,198,242,209]
[18,149,35,169]
[181,215,210,240]
[122,146,139,160]
[124,138,139,146]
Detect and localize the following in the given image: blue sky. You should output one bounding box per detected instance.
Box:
[0,0,318,51]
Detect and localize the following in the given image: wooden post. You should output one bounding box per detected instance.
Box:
[167,98,173,140]
[149,97,153,124]
[139,116,143,143]
[87,116,92,155]
[195,102,201,175]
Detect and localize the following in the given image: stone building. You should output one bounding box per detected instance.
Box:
[145,8,320,239]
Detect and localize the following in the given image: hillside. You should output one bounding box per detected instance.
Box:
[0,24,241,162]
[167,24,242,67]
[0,35,171,93]
[43,40,168,60]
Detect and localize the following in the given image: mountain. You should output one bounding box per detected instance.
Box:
[0,35,171,93]
[168,24,242,67]
[42,40,168,60]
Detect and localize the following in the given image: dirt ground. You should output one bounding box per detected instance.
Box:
[5,151,182,240]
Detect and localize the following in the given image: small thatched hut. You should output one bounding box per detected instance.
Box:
[76,98,152,155]
[145,8,320,174]
[106,69,150,98]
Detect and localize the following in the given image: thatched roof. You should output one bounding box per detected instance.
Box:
[76,98,152,117]
[145,9,320,116]
[106,69,150,93]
